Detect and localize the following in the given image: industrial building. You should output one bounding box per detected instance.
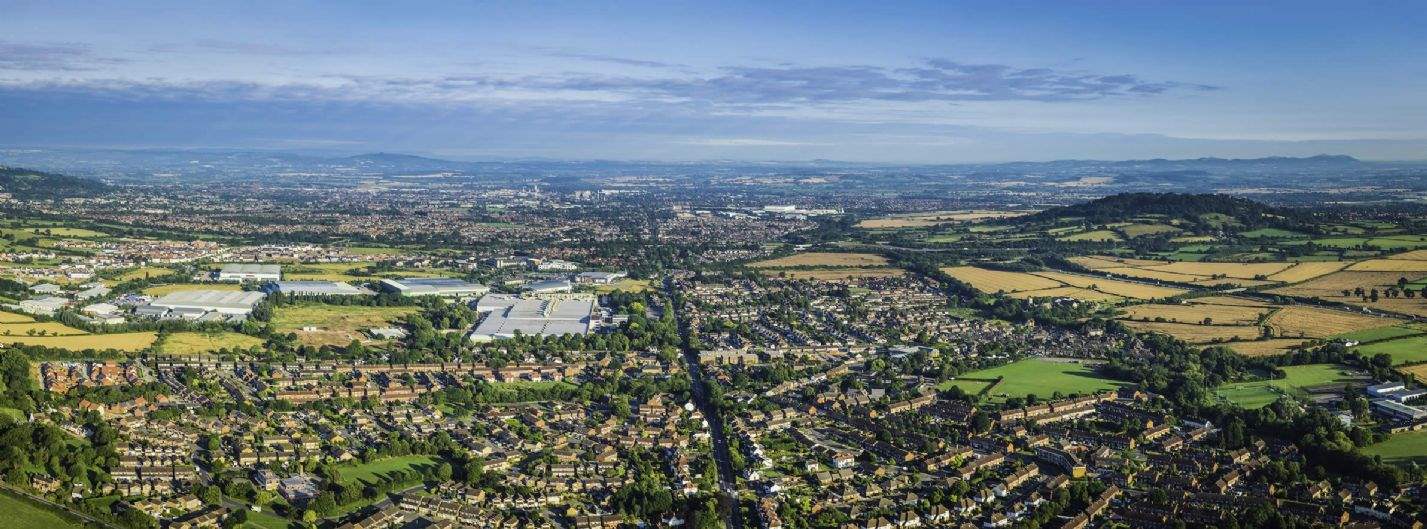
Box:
[1371,399,1427,422]
[469,293,595,342]
[147,290,266,318]
[574,271,628,284]
[264,281,371,296]
[522,279,572,294]
[217,263,281,282]
[379,277,490,297]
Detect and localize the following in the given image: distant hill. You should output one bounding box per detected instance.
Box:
[1025,193,1290,225]
[0,166,107,200]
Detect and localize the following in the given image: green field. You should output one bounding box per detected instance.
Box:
[1334,325,1426,344]
[1354,335,1427,365]
[939,358,1124,401]
[337,455,439,486]
[0,491,83,529]
[157,332,266,355]
[1240,228,1305,239]
[1214,364,1363,409]
[1362,429,1427,466]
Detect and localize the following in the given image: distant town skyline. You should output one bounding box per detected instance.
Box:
[2,0,1425,162]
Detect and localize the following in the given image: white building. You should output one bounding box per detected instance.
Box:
[148,290,266,316]
[264,281,370,296]
[379,277,490,297]
[469,293,595,342]
[522,279,572,294]
[17,296,68,316]
[536,259,580,271]
[574,271,628,285]
[217,263,281,282]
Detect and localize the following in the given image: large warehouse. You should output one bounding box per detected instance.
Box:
[147,289,267,317]
[379,277,490,297]
[264,281,371,296]
[469,293,595,342]
[217,263,282,282]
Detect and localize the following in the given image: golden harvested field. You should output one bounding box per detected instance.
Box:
[1031,271,1187,299]
[1193,278,1280,288]
[1266,261,1349,283]
[942,267,1064,293]
[1191,296,1272,307]
[1387,250,1427,260]
[750,252,890,268]
[776,268,905,281]
[1119,303,1269,325]
[1122,321,1262,343]
[1267,271,1426,298]
[0,321,88,336]
[1142,261,1293,279]
[1345,259,1427,272]
[143,283,245,296]
[1226,339,1313,357]
[0,332,156,351]
[0,311,34,323]
[1264,306,1398,338]
[1008,287,1122,302]
[158,332,265,355]
[1401,364,1427,384]
[1100,266,1207,283]
[1058,230,1122,242]
[1070,255,1165,270]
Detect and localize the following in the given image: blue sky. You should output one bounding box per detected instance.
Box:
[1,0,1424,162]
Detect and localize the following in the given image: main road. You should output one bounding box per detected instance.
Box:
[663,276,745,529]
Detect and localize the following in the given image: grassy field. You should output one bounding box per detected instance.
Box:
[1266,261,1349,283]
[1118,223,1181,238]
[1225,339,1312,357]
[941,266,1064,293]
[0,332,156,351]
[0,321,88,336]
[337,455,439,486]
[1334,324,1425,343]
[281,262,376,281]
[1263,306,1398,339]
[157,332,265,355]
[1119,303,1268,326]
[272,303,419,346]
[938,358,1124,402]
[1241,228,1305,239]
[114,266,177,282]
[0,311,36,323]
[1008,286,1122,302]
[1057,229,1122,242]
[1214,364,1364,409]
[0,490,83,529]
[591,278,654,293]
[142,283,244,296]
[1354,335,1427,365]
[1362,429,1427,466]
[750,252,890,268]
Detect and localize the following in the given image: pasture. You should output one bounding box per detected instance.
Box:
[1354,335,1427,365]
[1057,230,1122,242]
[0,491,83,529]
[1361,429,1427,466]
[1118,223,1181,238]
[750,252,891,268]
[0,332,157,351]
[1214,364,1365,409]
[1225,339,1312,357]
[271,303,420,346]
[938,358,1123,401]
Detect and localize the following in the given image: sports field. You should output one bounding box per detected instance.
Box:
[0,491,83,529]
[938,358,1123,401]
[1214,364,1364,408]
[750,252,890,268]
[0,332,156,351]
[157,332,265,355]
[1361,429,1427,466]
[1354,335,1427,365]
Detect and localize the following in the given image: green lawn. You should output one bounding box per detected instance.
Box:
[337,455,439,486]
[1354,335,1427,365]
[0,407,23,421]
[241,509,294,529]
[1335,325,1426,344]
[1214,364,1363,409]
[0,491,83,529]
[1362,429,1427,466]
[939,358,1124,402]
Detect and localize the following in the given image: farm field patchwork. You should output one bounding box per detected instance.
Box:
[1121,321,1262,344]
[1118,302,1268,325]
[1262,306,1398,339]
[1057,230,1121,242]
[938,358,1124,402]
[0,311,34,323]
[1266,261,1349,283]
[1345,259,1427,272]
[941,266,1064,293]
[0,332,156,351]
[1007,286,1122,302]
[1030,271,1186,299]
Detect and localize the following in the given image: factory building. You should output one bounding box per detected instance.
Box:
[217,263,281,282]
[574,271,628,285]
[522,279,573,294]
[469,293,596,342]
[264,281,371,296]
[379,277,490,298]
[146,290,266,318]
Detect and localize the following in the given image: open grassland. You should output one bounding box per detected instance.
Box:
[282,262,376,281]
[1118,223,1181,238]
[0,310,36,323]
[1118,303,1268,326]
[938,358,1123,402]
[0,491,83,529]
[272,303,419,346]
[0,321,88,336]
[142,283,244,296]
[1214,364,1365,409]
[1346,259,1427,272]
[1225,339,1312,357]
[337,455,440,486]
[1263,306,1399,339]
[1122,321,1262,343]
[1334,324,1425,343]
[591,278,653,293]
[157,332,265,355]
[1354,335,1427,365]
[1362,429,1427,466]
[1190,296,1271,307]
[0,332,156,351]
[941,266,1064,293]
[1057,230,1122,242]
[1007,287,1122,302]
[750,252,890,268]
[1070,255,1165,270]
[1266,261,1350,283]
[1031,271,1186,299]
[115,266,177,282]
[775,268,905,281]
